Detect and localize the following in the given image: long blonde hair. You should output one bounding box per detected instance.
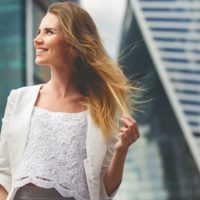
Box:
[48,2,140,140]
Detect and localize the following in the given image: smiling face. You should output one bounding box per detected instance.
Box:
[34,13,72,67]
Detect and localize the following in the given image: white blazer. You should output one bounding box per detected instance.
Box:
[0,84,119,200]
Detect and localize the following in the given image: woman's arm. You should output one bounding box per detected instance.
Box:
[103,149,127,196]
[0,185,8,200]
[103,115,140,196]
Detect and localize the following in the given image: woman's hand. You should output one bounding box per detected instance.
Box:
[115,115,140,155]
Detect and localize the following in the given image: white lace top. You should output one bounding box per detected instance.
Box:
[14,106,90,200]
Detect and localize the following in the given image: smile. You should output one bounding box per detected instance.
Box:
[36,48,48,54]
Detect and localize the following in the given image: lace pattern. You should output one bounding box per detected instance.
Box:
[14,107,90,200]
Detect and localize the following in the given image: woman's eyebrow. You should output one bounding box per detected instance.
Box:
[38,27,57,32]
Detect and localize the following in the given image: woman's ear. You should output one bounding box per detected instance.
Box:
[64,43,78,60]
[71,46,79,60]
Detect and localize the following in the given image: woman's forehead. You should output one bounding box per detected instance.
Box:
[39,13,60,30]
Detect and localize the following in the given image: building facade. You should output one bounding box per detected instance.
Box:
[117,0,200,199]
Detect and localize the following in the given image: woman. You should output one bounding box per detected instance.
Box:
[0,2,140,200]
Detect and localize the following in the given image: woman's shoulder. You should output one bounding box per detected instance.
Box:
[11,84,42,95]
[13,84,42,93]
[8,84,42,100]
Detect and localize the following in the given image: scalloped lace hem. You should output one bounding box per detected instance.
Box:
[14,177,90,200]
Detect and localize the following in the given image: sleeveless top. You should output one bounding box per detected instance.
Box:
[14,106,90,200]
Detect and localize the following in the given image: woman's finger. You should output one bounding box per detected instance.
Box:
[122,114,137,124]
[120,127,129,132]
[120,117,134,130]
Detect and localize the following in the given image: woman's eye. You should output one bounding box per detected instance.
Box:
[47,30,53,35]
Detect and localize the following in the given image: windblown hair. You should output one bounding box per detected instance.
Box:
[48,2,140,140]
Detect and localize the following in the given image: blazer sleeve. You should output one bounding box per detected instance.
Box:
[0,89,17,193]
[99,131,120,200]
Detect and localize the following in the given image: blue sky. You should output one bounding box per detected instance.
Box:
[81,0,126,59]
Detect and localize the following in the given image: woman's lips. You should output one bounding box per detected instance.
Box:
[36,48,48,55]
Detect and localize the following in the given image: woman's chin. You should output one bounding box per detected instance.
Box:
[35,59,48,65]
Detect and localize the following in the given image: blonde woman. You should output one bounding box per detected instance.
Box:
[0,2,140,200]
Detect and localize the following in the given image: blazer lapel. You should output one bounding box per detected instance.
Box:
[86,113,107,169]
[84,112,107,200]
[10,84,43,168]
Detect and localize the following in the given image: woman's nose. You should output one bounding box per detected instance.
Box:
[33,34,43,45]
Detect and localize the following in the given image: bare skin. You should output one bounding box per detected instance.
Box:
[34,82,85,113]
[0,186,7,200]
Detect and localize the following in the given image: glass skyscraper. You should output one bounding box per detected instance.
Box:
[0,0,25,122]
[116,0,200,199]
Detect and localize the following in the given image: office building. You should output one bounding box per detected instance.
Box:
[117,0,200,199]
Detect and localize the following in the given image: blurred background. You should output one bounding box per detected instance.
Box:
[0,0,200,199]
